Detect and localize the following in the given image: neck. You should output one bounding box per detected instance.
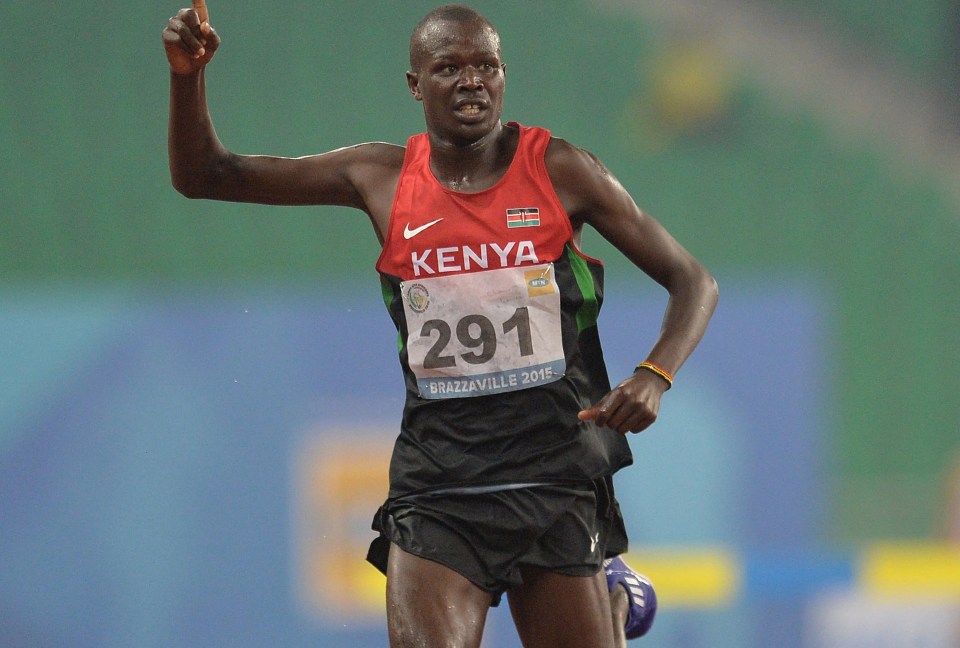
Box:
[428,122,513,192]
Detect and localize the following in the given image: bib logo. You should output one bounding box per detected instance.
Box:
[525,267,556,297]
[405,283,430,313]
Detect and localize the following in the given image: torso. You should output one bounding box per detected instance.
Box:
[374,122,631,495]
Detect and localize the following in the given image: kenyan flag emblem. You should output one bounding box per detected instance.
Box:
[506,207,541,228]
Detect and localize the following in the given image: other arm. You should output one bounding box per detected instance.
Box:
[546,139,719,434]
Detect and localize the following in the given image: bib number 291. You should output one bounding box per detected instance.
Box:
[422,306,533,369]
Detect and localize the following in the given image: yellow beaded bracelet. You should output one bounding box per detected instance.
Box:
[636,361,673,389]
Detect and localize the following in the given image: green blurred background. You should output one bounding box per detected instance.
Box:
[3,0,958,554]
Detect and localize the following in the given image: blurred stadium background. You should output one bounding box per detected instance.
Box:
[2,0,959,646]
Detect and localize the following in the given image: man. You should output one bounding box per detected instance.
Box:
[163,4,717,647]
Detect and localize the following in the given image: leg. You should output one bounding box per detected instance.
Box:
[507,567,615,648]
[386,542,494,648]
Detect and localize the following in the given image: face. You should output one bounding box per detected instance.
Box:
[407,19,506,147]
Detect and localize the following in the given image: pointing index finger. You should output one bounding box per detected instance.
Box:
[192,0,209,24]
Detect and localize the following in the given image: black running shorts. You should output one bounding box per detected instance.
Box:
[366,476,628,604]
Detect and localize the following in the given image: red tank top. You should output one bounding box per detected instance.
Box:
[375,122,632,495]
[376,123,573,279]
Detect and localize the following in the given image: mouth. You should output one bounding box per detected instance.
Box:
[454,101,487,119]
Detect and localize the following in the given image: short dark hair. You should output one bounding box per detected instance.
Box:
[409,4,500,70]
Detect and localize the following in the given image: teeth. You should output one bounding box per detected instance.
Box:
[460,104,481,115]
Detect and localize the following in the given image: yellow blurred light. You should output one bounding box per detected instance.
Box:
[625,547,740,608]
[860,543,960,600]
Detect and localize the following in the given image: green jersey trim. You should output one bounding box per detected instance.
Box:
[380,275,404,354]
[566,245,600,333]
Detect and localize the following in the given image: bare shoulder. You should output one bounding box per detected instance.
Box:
[343,141,405,190]
[301,140,404,209]
[345,141,406,162]
[543,136,622,226]
[334,142,406,236]
[332,141,406,174]
[543,136,601,177]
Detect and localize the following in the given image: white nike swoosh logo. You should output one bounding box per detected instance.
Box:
[403,217,444,239]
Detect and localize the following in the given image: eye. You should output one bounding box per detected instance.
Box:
[479,62,496,72]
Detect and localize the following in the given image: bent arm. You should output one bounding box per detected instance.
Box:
[589,179,718,378]
[547,139,718,432]
[167,67,230,199]
[550,140,717,373]
[163,8,232,198]
[164,8,401,217]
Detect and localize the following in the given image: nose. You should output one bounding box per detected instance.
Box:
[457,65,483,90]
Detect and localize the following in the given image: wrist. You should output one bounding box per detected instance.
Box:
[635,361,673,389]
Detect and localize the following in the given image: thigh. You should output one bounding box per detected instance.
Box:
[386,542,494,648]
[507,567,615,648]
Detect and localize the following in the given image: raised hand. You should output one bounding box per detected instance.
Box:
[162,5,220,75]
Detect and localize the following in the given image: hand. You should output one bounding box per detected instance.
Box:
[577,370,669,434]
[162,7,220,75]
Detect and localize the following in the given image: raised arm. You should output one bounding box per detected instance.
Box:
[546,138,719,434]
[161,6,403,230]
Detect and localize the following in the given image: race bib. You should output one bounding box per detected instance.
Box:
[401,263,565,399]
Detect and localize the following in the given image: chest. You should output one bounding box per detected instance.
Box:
[385,191,568,280]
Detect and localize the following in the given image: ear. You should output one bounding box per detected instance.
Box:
[406,71,423,101]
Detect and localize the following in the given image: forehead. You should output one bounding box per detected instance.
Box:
[414,19,501,63]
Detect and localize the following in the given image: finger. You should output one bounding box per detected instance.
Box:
[192,0,209,24]
[619,410,654,434]
[198,23,220,50]
[579,392,616,427]
[578,396,612,423]
[164,17,202,53]
[173,10,217,59]
[604,408,631,433]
